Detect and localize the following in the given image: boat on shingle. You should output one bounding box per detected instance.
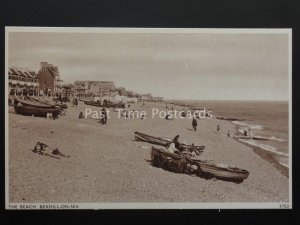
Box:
[14,104,61,117]
[134,131,205,151]
[151,147,249,183]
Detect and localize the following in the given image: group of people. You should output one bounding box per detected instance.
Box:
[165,135,200,157]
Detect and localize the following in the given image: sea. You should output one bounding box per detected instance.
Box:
[172,100,290,169]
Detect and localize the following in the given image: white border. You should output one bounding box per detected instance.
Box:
[5,27,292,209]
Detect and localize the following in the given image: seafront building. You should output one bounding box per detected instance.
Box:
[8,63,164,103]
[36,62,63,96]
[61,84,74,99]
[8,66,39,96]
[139,93,153,101]
[152,97,164,102]
[74,80,116,98]
[116,87,127,96]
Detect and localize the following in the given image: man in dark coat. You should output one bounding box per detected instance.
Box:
[192,117,198,131]
[101,107,107,124]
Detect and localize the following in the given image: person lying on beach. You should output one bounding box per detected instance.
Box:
[165,114,173,120]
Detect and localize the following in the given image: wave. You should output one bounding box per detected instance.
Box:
[238,139,289,157]
[279,162,289,168]
[231,121,263,130]
[269,136,286,142]
[233,121,286,142]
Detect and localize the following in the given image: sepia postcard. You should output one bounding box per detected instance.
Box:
[5,27,292,209]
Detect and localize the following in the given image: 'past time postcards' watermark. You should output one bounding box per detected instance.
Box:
[84,108,213,120]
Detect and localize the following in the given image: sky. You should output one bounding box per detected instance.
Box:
[8,30,290,100]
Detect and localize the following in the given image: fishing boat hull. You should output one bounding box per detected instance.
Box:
[14,97,56,108]
[151,147,249,183]
[134,131,205,151]
[195,161,249,182]
[14,105,61,117]
[84,100,102,107]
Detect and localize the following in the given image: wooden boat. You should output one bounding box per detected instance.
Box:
[194,160,249,182]
[151,147,249,182]
[84,100,102,107]
[134,131,205,151]
[109,102,126,108]
[28,97,67,109]
[14,97,56,108]
[28,96,56,106]
[14,104,61,117]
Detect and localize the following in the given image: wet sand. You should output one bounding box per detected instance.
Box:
[8,101,289,203]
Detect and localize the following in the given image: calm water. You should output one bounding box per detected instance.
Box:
[172,100,290,167]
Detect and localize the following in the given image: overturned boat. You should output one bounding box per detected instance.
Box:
[151,147,249,183]
[134,131,205,151]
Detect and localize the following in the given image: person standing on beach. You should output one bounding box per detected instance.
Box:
[227,130,230,137]
[217,124,221,133]
[101,107,107,124]
[248,128,253,139]
[192,117,197,131]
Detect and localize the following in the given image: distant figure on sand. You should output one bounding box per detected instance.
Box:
[101,107,107,124]
[192,117,197,131]
[249,128,253,139]
[72,98,78,107]
[227,130,230,137]
[78,112,83,119]
[235,127,240,136]
[216,124,221,133]
[244,129,248,136]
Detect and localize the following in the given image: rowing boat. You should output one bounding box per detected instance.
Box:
[29,97,68,109]
[151,147,249,183]
[84,100,102,107]
[193,160,249,182]
[14,104,61,117]
[134,131,205,151]
[14,97,56,108]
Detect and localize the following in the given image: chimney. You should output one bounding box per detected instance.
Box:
[40,62,48,72]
